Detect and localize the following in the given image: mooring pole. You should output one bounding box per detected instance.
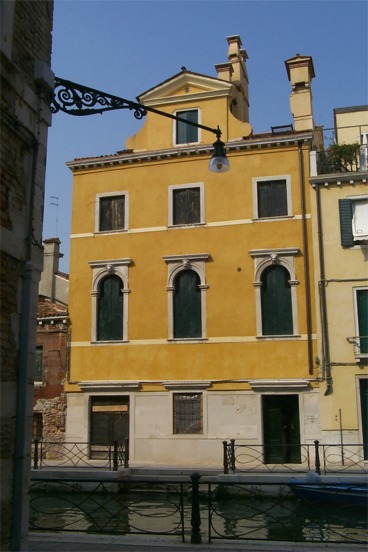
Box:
[190,472,201,544]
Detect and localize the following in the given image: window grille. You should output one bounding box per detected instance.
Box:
[173,393,202,434]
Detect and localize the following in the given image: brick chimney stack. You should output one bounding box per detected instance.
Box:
[285,54,315,131]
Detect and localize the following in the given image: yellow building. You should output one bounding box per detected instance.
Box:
[65,36,320,468]
[310,106,368,460]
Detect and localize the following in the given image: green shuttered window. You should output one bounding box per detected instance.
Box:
[338,198,354,247]
[261,265,293,335]
[173,270,201,338]
[173,187,200,225]
[97,275,124,341]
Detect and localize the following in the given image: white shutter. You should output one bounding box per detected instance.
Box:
[352,199,368,240]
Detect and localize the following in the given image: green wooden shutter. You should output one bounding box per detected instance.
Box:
[261,266,293,335]
[338,198,354,247]
[360,379,368,460]
[173,270,201,338]
[257,180,287,218]
[357,289,368,354]
[97,276,123,340]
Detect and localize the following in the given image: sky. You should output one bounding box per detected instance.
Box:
[44,0,368,272]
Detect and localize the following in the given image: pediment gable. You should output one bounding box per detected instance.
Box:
[138,70,233,105]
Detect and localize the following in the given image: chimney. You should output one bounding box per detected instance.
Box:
[215,35,250,123]
[38,238,61,301]
[285,54,315,131]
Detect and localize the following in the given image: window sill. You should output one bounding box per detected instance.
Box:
[95,229,128,235]
[167,223,206,229]
[168,338,208,343]
[91,340,129,345]
[252,215,294,222]
[256,334,301,340]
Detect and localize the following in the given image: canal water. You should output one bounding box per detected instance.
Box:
[29,485,367,545]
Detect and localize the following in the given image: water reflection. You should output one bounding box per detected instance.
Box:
[30,484,367,545]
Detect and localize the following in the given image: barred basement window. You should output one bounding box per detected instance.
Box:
[173,393,202,434]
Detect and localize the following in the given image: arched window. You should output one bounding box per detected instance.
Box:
[173,270,201,338]
[97,275,124,341]
[261,265,292,335]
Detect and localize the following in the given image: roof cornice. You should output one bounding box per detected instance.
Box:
[66,132,313,173]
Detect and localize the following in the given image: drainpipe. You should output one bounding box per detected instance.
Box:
[315,184,333,395]
[298,141,314,375]
[11,130,39,550]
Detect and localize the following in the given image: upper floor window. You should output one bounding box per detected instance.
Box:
[354,288,368,356]
[97,275,124,341]
[35,345,43,382]
[250,248,299,338]
[169,183,204,226]
[164,254,209,340]
[253,176,292,219]
[174,270,202,339]
[89,259,132,343]
[175,109,199,145]
[339,196,368,247]
[261,265,293,335]
[95,192,128,233]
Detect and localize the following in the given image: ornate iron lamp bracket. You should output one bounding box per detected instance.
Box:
[51,77,222,139]
[51,77,147,119]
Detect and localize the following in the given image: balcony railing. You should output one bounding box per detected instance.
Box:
[316,144,368,175]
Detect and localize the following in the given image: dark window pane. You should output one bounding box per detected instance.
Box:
[176,110,198,144]
[173,393,202,434]
[33,413,43,440]
[261,265,293,335]
[35,346,43,381]
[97,276,124,341]
[173,270,201,338]
[173,187,200,225]
[99,196,125,231]
[257,180,287,218]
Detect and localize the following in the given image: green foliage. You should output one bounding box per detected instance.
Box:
[319,142,360,173]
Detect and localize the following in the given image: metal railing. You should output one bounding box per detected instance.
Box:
[223,440,368,475]
[32,439,129,470]
[30,474,368,545]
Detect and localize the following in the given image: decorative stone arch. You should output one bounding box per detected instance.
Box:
[163,254,210,340]
[249,248,300,337]
[89,259,132,342]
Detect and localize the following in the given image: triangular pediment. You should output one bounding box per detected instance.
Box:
[138,70,233,106]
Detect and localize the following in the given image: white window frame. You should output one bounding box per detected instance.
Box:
[163,254,209,341]
[249,248,300,338]
[173,108,201,146]
[168,182,205,227]
[89,259,132,343]
[95,191,129,234]
[252,175,292,219]
[350,195,368,241]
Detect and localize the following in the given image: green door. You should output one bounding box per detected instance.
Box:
[263,395,301,464]
[360,379,368,460]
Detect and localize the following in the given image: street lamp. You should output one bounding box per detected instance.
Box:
[51,77,230,173]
